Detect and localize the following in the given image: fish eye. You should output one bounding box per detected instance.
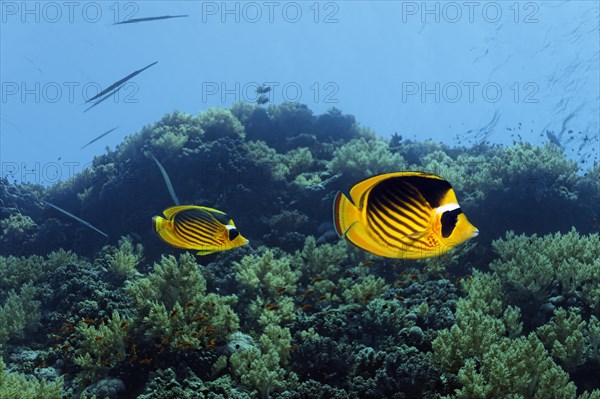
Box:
[441,208,462,238]
[228,228,240,241]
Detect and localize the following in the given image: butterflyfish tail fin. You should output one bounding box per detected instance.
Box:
[152,215,185,248]
[333,191,361,237]
[152,215,166,232]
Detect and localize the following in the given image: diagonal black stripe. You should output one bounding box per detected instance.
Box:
[178,210,216,227]
[366,211,405,251]
[177,214,220,236]
[181,219,219,237]
[175,223,214,245]
[387,185,430,218]
[368,209,424,247]
[370,181,428,218]
[370,199,415,235]
[381,188,430,223]
[380,197,429,230]
[373,195,429,231]
[368,205,428,246]
[175,223,208,245]
[179,211,216,227]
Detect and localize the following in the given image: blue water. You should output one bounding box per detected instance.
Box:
[1,1,598,184]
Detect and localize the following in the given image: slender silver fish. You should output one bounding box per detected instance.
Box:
[81,127,118,149]
[113,15,189,25]
[43,201,108,238]
[85,61,157,104]
[151,154,180,205]
[83,83,126,113]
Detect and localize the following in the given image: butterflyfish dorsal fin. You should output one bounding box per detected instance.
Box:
[348,173,394,209]
[205,209,232,225]
[162,205,200,219]
[396,173,455,208]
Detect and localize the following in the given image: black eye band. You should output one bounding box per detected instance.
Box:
[228,229,240,241]
[441,208,462,238]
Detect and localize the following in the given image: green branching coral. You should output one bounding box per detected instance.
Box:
[103,236,143,278]
[588,316,600,362]
[73,310,130,385]
[281,147,314,178]
[244,141,314,183]
[433,270,581,398]
[267,102,314,140]
[418,151,501,206]
[0,212,37,241]
[248,296,296,327]
[118,110,202,159]
[491,229,600,310]
[245,140,289,182]
[447,334,577,399]
[235,250,302,298]
[126,253,239,350]
[152,130,188,154]
[230,325,298,399]
[198,108,245,141]
[235,249,301,327]
[327,138,406,182]
[0,255,44,290]
[314,107,358,142]
[300,236,348,278]
[0,282,40,346]
[432,271,522,373]
[537,308,587,371]
[340,274,388,305]
[0,357,63,399]
[489,142,579,201]
[0,250,79,292]
[433,260,600,398]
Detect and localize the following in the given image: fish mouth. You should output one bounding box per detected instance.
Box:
[471,229,479,238]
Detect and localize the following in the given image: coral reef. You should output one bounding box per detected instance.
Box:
[0,356,63,399]
[328,138,407,184]
[126,253,239,350]
[0,283,40,347]
[1,103,599,398]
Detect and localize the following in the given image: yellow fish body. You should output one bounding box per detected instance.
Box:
[153,205,248,255]
[333,172,478,259]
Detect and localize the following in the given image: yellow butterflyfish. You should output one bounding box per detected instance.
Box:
[153,205,248,255]
[333,172,478,259]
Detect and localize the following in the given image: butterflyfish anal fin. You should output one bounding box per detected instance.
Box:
[197,249,217,256]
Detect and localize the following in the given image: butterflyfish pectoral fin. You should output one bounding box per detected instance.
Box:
[406,229,429,240]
